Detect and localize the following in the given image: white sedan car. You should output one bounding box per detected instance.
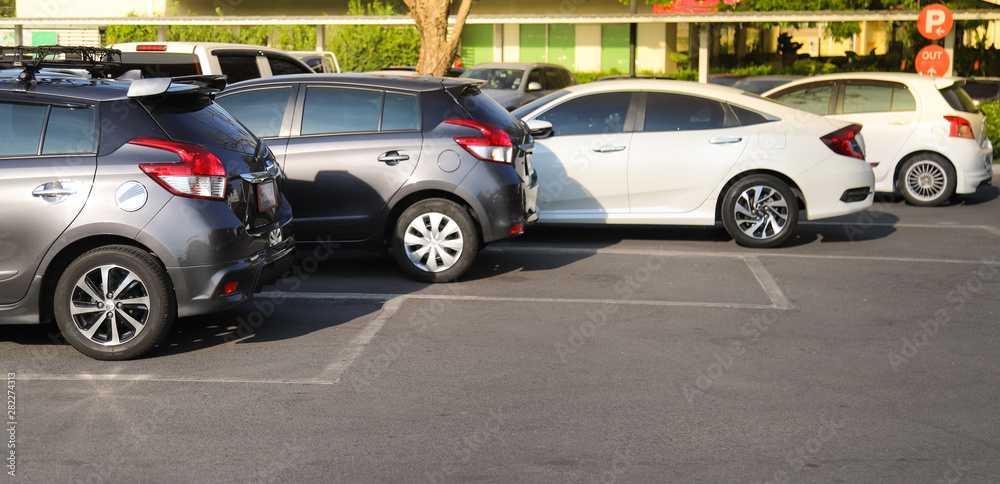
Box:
[512,80,876,248]
[764,73,994,206]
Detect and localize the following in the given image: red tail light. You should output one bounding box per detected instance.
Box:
[132,137,227,200]
[135,45,168,52]
[820,124,865,161]
[445,118,513,164]
[945,116,974,139]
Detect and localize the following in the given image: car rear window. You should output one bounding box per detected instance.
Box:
[461,69,525,90]
[457,87,522,133]
[940,85,979,113]
[111,53,202,78]
[144,94,258,155]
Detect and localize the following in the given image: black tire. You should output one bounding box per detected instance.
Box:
[722,175,799,248]
[898,154,956,206]
[54,245,175,360]
[392,199,479,283]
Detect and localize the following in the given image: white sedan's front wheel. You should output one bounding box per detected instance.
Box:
[722,175,799,248]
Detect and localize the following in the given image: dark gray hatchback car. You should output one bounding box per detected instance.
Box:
[216,74,539,282]
[0,47,295,360]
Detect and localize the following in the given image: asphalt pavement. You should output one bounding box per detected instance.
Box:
[3,177,999,483]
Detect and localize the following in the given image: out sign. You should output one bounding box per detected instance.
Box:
[916,45,950,77]
[918,4,953,40]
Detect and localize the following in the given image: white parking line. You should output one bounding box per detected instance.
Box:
[488,245,1000,266]
[800,221,1000,238]
[312,295,405,384]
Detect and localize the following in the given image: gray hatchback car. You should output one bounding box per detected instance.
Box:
[0,47,295,360]
[216,74,539,282]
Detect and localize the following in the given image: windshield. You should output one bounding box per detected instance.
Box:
[511,89,572,119]
[461,68,525,90]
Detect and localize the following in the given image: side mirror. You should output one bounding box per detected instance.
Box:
[525,119,553,138]
[527,81,543,92]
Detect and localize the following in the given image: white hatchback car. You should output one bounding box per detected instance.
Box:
[764,73,994,206]
[512,80,876,248]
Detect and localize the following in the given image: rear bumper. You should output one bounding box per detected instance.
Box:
[953,139,994,195]
[463,160,539,243]
[796,156,876,220]
[168,234,296,318]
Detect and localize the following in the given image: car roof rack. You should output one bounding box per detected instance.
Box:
[0,45,122,84]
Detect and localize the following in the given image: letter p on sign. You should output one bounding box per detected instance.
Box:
[918,4,953,40]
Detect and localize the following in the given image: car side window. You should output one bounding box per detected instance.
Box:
[772,84,833,115]
[42,106,97,155]
[729,104,773,126]
[217,55,261,84]
[302,86,382,135]
[527,69,544,89]
[536,92,631,136]
[643,92,729,131]
[216,87,293,138]
[0,102,46,156]
[842,84,916,114]
[267,55,311,76]
[544,68,562,89]
[381,92,420,131]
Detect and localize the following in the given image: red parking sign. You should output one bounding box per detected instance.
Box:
[915,45,950,76]
[917,4,953,40]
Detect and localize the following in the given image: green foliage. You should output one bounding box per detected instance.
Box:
[328,0,420,72]
[669,52,690,70]
[712,64,773,76]
[790,58,838,75]
[0,0,14,17]
[105,12,158,44]
[978,100,1000,160]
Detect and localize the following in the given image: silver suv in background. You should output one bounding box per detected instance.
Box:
[460,62,577,110]
[0,47,295,360]
[106,42,315,83]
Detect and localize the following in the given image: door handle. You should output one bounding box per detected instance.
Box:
[889,120,912,126]
[32,180,79,204]
[709,137,743,144]
[377,151,409,165]
[593,145,626,153]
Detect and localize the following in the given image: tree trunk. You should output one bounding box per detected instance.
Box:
[404,0,474,77]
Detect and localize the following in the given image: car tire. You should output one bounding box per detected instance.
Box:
[898,154,956,206]
[392,199,479,283]
[54,245,175,360]
[722,175,799,248]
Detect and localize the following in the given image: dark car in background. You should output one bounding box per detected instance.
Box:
[216,74,538,282]
[0,47,295,360]
[459,62,577,110]
[731,75,803,94]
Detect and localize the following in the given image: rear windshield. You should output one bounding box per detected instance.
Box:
[110,53,202,78]
[457,87,522,133]
[940,85,979,113]
[144,94,258,155]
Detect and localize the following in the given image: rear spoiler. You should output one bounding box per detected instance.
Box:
[127,75,228,98]
[934,78,964,90]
